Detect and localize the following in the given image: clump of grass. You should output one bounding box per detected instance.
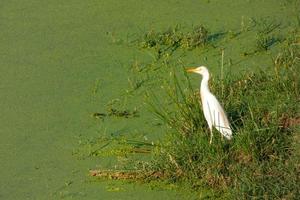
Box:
[180,25,209,49]
[253,17,281,35]
[140,25,208,50]
[138,25,209,60]
[250,18,281,52]
[141,47,299,198]
[274,36,300,68]
[141,26,181,49]
[255,34,277,51]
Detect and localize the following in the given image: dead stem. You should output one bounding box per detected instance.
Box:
[90,169,166,180]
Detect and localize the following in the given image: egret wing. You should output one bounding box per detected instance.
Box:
[205,94,232,139]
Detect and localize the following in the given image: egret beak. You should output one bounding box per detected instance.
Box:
[186,68,197,73]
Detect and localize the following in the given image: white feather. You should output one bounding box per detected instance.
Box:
[187,66,232,143]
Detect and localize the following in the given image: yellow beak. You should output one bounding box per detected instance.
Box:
[186,68,197,73]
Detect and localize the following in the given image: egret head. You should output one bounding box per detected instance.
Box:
[186,66,209,78]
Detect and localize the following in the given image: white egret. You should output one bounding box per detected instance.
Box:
[187,66,232,144]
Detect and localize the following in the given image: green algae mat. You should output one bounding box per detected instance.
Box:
[1,0,299,199]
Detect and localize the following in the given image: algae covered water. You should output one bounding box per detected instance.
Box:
[0,1,298,199]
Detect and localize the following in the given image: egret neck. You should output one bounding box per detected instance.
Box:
[200,70,210,100]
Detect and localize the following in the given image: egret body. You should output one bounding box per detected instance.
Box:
[187,66,232,144]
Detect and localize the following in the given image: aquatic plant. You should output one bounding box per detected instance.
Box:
[138,25,209,60]
[255,34,277,51]
[180,25,208,49]
[245,17,281,53]
[92,108,139,120]
[252,17,281,35]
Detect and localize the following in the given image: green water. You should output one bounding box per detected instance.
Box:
[1,1,298,199]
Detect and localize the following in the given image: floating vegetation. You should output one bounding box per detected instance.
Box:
[92,108,139,120]
[255,34,278,51]
[141,26,182,49]
[90,169,165,180]
[138,25,209,60]
[179,25,209,49]
[252,17,281,35]
[107,108,139,118]
[92,112,107,119]
[74,133,155,161]
[240,18,282,53]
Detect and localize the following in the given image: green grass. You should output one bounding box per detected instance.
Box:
[141,43,300,199]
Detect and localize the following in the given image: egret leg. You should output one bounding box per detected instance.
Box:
[209,128,213,144]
